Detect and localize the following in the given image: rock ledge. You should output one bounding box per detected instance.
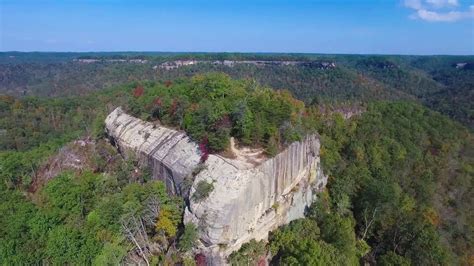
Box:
[105,107,328,264]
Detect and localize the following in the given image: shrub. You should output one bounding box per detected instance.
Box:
[228,239,266,265]
[192,180,214,202]
[179,223,198,252]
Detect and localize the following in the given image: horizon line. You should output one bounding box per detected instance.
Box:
[1,50,474,57]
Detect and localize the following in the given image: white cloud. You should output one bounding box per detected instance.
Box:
[404,0,473,22]
[417,8,472,22]
[404,0,458,9]
[425,0,458,8]
[404,0,423,9]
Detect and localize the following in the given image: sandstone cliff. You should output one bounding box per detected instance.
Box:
[105,107,328,264]
[105,107,202,195]
[185,134,327,263]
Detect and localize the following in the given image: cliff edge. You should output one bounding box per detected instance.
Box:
[105,107,328,264]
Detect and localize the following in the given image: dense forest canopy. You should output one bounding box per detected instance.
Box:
[230,101,473,265]
[125,73,317,155]
[1,52,472,130]
[0,54,473,265]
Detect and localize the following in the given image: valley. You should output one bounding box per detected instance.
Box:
[0,53,473,265]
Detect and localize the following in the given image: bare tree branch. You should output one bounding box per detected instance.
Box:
[121,215,150,266]
[361,207,378,240]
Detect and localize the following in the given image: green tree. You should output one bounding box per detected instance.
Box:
[228,239,266,265]
[192,180,214,202]
[178,223,198,252]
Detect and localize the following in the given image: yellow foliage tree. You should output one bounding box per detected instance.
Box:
[155,209,177,237]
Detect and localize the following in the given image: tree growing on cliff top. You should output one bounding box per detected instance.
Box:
[126,73,308,155]
[192,180,214,202]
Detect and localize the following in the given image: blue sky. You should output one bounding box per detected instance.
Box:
[1,0,473,54]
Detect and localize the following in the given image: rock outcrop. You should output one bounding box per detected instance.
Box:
[105,107,202,195]
[157,60,336,70]
[105,107,328,264]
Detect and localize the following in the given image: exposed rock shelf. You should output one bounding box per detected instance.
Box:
[105,107,328,264]
[105,107,202,195]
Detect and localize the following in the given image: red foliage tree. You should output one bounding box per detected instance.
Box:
[169,99,178,116]
[133,85,144,97]
[199,136,209,162]
[195,253,206,266]
[153,97,162,106]
[258,256,267,266]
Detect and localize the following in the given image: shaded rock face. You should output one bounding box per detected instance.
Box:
[105,107,202,195]
[105,107,328,264]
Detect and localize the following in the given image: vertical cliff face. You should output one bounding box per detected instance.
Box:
[105,107,328,264]
[105,107,202,194]
[184,134,327,263]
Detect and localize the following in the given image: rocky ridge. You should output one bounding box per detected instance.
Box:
[157,60,336,70]
[105,107,328,264]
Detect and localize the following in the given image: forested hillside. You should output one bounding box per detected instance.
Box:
[229,101,473,265]
[0,74,319,264]
[0,58,473,264]
[1,53,472,129]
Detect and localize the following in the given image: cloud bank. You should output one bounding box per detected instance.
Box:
[404,0,474,22]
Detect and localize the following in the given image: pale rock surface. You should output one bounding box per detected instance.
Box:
[185,135,327,264]
[105,107,328,264]
[105,107,202,194]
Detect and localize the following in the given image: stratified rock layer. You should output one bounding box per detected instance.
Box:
[105,107,201,194]
[105,107,327,264]
[185,135,327,263]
